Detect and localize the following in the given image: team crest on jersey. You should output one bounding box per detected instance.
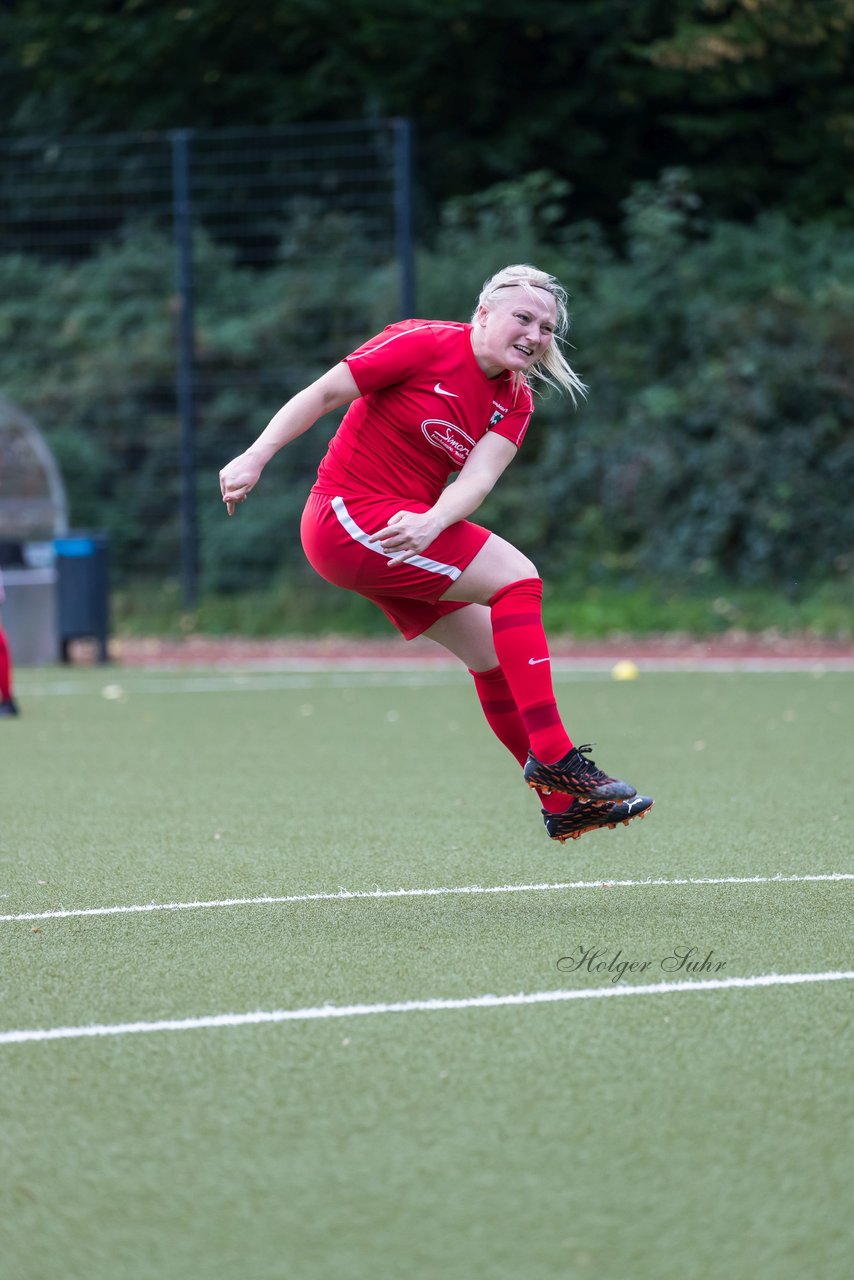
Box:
[489,399,509,428]
[421,419,476,465]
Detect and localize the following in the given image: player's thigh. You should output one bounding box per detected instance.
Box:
[422,603,497,671]
[439,533,537,606]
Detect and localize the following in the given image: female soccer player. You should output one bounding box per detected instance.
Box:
[219,264,652,843]
[0,568,19,717]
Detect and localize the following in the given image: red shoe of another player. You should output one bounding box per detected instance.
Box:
[542,795,654,843]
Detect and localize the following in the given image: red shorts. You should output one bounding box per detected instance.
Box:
[300,490,491,639]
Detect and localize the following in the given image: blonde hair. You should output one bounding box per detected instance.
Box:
[473,264,587,404]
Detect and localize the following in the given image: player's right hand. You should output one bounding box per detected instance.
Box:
[219,453,264,516]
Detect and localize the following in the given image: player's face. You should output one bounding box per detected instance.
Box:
[473,286,557,377]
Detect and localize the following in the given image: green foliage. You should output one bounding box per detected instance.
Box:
[111,574,853,640]
[634,0,854,222]
[2,1,852,227]
[0,212,369,591]
[113,574,393,638]
[532,173,854,586]
[0,170,851,617]
[415,168,854,589]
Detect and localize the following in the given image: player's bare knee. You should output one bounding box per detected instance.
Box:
[512,551,538,581]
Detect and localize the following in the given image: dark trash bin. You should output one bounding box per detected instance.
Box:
[0,540,25,569]
[55,533,110,663]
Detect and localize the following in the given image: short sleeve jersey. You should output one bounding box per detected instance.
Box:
[313,320,534,504]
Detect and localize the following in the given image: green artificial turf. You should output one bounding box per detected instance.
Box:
[1,667,852,1280]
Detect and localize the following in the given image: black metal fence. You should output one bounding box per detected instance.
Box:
[0,120,415,602]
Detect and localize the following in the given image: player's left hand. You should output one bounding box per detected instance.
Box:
[370,511,442,566]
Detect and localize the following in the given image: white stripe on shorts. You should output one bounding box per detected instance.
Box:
[331,496,462,582]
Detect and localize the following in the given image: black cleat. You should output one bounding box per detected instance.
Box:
[543,795,655,843]
[524,743,636,802]
[0,697,19,717]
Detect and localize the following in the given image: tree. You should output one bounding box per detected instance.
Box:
[2,1,851,225]
[633,0,854,221]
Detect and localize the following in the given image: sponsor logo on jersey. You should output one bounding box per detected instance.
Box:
[421,419,476,465]
[433,382,460,398]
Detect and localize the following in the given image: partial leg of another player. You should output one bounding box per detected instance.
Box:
[0,625,19,717]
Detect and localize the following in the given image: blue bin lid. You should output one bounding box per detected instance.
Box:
[54,537,97,556]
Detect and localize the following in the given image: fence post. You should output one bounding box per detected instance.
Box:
[392,119,416,319]
[170,129,198,609]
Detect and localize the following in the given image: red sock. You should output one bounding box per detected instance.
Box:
[489,578,573,764]
[539,790,578,815]
[0,627,11,701]
[469,663,574,815]
[469,665,529,766]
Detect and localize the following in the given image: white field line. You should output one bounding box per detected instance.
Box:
[2,970,852,1046]
[16,671,608,696]
[16,670,473,695]
[16,659,854,697]
[3,872,852,925]
[131,657,854,671]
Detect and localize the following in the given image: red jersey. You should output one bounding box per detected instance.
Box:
[313,320,534,504]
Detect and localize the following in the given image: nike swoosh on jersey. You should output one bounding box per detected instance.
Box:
[433,383,460,398]
[528,657,551,665]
